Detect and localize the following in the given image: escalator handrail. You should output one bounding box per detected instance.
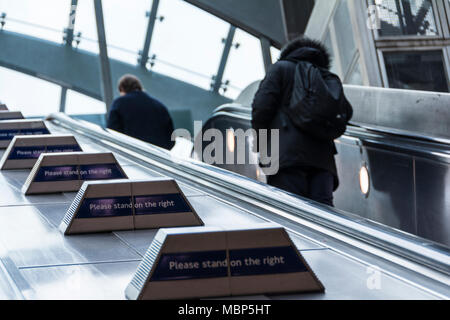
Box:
[208,111,450,166]
[212,104,450,147]
[47,112,450,280]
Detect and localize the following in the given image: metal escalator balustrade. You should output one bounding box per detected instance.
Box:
[46,113,449,287]
[208,83,450,249]
[0,113,447,299]
[200,103,450,247]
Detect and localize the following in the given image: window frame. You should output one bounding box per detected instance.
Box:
[320,0,363,81]
[370,0,444,41]
[345,51,363,84]
[441,0,450,37]
[377,46,450,92]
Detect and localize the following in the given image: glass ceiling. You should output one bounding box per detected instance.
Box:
[0,66,61,117]
[0,0,270,100]
[0,0,69,43]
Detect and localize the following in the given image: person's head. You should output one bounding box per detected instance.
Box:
[280,36,331,70]
[118,74,143,96]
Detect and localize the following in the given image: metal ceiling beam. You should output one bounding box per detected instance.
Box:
[212,25,236,93]
[94,0,114,112]
[184,0,287,47]
[64,0,78,46]
[260,37,273,72]
[59,87,68,113]
[140,0,160,67]
[183,0,315,48]
[281,0,315,41]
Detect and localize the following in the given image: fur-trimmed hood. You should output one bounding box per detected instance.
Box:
[279,37,331,70]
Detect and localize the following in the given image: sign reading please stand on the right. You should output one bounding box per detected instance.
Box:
[126,225,324,300]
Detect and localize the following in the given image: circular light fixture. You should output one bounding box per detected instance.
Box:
[227,129,235,153]
[359,164,370,196]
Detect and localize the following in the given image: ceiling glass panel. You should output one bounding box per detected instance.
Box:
[271,46,281,63]
[150,0,230,90]
[222,28,265,99]
[0,0,70,43]
[66,89,106,115]
[74,0,99,53]
[103,0,149,65]
[0,66,60,116]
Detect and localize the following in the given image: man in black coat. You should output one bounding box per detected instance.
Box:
[107,74,175,150]
[252,37,352,206]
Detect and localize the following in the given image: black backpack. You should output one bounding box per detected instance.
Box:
[285,61,352,141]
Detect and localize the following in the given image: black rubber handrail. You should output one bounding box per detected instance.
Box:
[213,103,450,147]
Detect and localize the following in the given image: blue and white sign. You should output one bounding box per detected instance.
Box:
[125,226,324,300]
[134,194,191,215]
[76,196,134,219]
[0,128,50,141]
[79,164,126,180]
[8,145,82,160]
[75,194,191,219]
[149,246,307,282]
[150,251,228,281]
[0,130,21,140]
[8,146,47,159]
[229,246,308,277]
[60,179,203,235]
[34,165,79,182]
[34,163,126,182]
[46,144,82,153]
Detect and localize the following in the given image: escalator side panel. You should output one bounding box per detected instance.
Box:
[204,113,450,247]
[334,141,417,235]
[416,159,450,245]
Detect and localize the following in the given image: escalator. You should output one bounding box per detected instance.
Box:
[198,103,450,247]
[0,113,447,299]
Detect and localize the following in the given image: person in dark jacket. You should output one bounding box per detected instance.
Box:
[107,74,175,150]
[251,37,352,206]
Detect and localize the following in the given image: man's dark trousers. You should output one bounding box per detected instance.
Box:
[267,166,334,207]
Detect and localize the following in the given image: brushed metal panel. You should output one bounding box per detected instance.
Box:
[81,144,136,166]
[0,174,74,207]
[364,147,416,234]
[270,249,442,300]
[188,196,323,250]
[113,229,159,256]
[334,141,368,215]
[1,170,35,190]
[334,141,416,235]
[415,159,450,246]
[344,85,450,140]
[19,261,140,300]
[35,203,73,228]
[0,205,141,268]
[122,165,204,196]
[0,263,22,299]
[229,83,450,140]
[187,195,267,228]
